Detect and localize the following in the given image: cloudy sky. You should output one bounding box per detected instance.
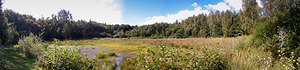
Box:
[3,0,262,25]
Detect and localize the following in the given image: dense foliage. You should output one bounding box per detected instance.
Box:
[37,46,94,70]
[0,0,5,68]
[130,11,243,38]
[2,9,134,43]
[0,0,299,69]
[0,0,7,46]
[18,33,45,58]
[138,45,227,70]
[252,0,300,68]
[0,0,298,41]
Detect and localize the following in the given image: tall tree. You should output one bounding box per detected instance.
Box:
[199,14,209,37]
[215,10,223,36]
[207,11,215,37]
[242,0,260,35]
[0,0,7,45]
[222,10,233,37]
[57,10,73,22]
[253,0,300,68]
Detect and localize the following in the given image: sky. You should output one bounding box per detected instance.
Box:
[3,0,262,25]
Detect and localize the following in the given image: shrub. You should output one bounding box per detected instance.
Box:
[139,44,227,70]
[96,51,107,59]
[92,46,95,49]
[37,46,94,70]
[107,51,116,57]
[252,7,300,68]
[18,33,45,58]
[254,26,300,69]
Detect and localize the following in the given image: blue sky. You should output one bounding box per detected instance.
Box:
[3,0,262,25]
[122,0,223,25]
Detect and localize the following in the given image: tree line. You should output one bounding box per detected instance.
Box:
[130,10,243,38]
[0,0,299,68]
[0,9,135,45]
[0,0,299,46]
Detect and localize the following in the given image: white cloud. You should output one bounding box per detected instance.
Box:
[143,7,209,25]
[3,0,122,24]
[143,0,264,25]
[256,0,263,8]
[192,2,198,7]
[224,0,263,11]
[205,2,230,11]
[224,0,243,11]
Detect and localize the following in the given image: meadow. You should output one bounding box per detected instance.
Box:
[45,36,296,70]
[1,36,298,70]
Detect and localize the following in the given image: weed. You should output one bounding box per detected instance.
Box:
[93,57,116,70]
[0,45,41,70]
[18,33,45,59]
[107,51,116,57]
[37,46,94,70]
[138,44,227,70]
[118,56,142,70]
[92,46,96,49]
[96,51,108,59]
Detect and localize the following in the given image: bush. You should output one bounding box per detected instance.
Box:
[138,44,227,70]
[18,33,45,58]
[37,46,94,70]
[107,51,116,57]
[253,8,300,68]
[96,51,107,59]
[254,26,300,69]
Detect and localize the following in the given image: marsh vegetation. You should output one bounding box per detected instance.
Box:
[1,0,299,70]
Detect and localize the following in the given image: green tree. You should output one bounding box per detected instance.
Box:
[253,0,300,68]
[207,11,214,37]
[198,14,209,37]
[207,11,223,37]
[241,0,260,35]
[215,10,223,37]
[0,0,7,45]
[222,10,233,37]
[57,10,73,22]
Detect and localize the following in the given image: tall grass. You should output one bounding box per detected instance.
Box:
[49,36,299,69]
[117,36,298,69]
[93,57,116,70]
[37,46,94,70]
[0,46,5,69]
[18,33,45,58]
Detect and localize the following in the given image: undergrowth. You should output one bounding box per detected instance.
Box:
[37,46,94,70]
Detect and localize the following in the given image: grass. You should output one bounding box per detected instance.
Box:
[96,51,108,59]
[5,36,283,69]
[1,45,41,70]
[96,51,116,59]
[117,36,295,70]
[50,37,237,54]
[50,39,152,54]
[93,57,116,70]
[107,51,116,57]
[95,43,150,54]
[47,36,297,69]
